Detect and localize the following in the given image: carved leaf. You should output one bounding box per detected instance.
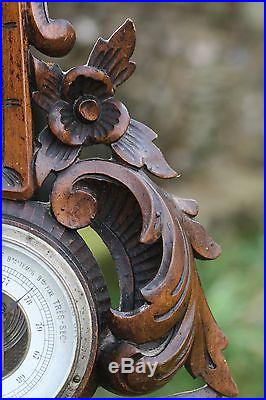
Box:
[2,167,22,189]
[35,127,81,187]
[174,196,199,217]
[183,215,221,260]
[186,287,238,397]
[50,160,237,397]
[112,119,178,179]
[31,55,64,112]
[87,19,136,88]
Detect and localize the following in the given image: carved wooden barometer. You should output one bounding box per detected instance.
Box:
[2,2,238,398]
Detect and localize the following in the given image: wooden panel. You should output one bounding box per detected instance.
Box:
[2,2,34,200]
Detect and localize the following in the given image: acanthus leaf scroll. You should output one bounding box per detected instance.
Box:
[30,10,238,398]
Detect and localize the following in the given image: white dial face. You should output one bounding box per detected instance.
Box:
[2,224,94,398]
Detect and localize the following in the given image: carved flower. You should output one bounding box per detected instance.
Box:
[32,19,177,187]
[48,66,130,146]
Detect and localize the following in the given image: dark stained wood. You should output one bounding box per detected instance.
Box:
[87,19,136,88]
[2,2,34,200]
[2,1,76,200]
[112,119,178,178]
[50,159,238,397]
[3,3,238,397]
[26,2,76,57]
[2,199,110,397]
[34,127,81,187]
[32,19,176,177]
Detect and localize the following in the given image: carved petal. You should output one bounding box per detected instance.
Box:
[62,66,113,101]
[48,100,90,146]
[183,215,221,260]
[112,119,178,178]
[98,99,130,144]
[35,127,81,187]
[87,19,136,88]
[31,56,64,112]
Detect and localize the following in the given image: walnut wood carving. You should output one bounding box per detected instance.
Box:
[2,3,238,398]
[50,160,237,397]
[27,2,76,57]
[2,2,33,200]
[2,1,76,200]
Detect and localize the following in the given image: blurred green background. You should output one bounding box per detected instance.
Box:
[50,3,264,397]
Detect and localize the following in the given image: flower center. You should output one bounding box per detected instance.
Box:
[78,99,100,122]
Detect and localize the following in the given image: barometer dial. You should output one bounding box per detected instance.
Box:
[2,200,108,398]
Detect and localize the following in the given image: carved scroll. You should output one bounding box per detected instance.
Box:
[25,7,238,397]
[2,2,76,200]
[27,2,76,56]
[49,160,238,397]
